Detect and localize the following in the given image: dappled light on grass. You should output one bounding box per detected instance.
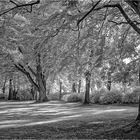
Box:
[0,120,28,125]
[0,120,29,129]
[24,114,82,127]
[92,109,127,115]
[0,114,82,129]
[88,121,104,125]
[0,101,137,130]
[0,107,35,114]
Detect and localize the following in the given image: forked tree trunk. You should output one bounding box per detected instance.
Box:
[84,71,91,104]
[78,79,81,93]
[15,53,49,102]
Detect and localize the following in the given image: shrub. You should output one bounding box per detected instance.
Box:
[122,87,140,104]
[132,87,140,95]
[16,89,33,101]
[90,87,107,103]
[62,93,83,102]
[48,92,60,100]
[90,91,102,103]
[99,90,122,104]
[122,93,138,104]
[61,94,70,101]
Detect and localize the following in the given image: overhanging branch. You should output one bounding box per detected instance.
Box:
[28,65,37,77]
[95,4,140,34]
[78,2,140,35]
[77,0,101,26]
[0,0,40,16]
[108,20,140,26]
[14,63,39,90]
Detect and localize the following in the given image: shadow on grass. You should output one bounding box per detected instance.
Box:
[0,101,138,139]
[0,101,136,130]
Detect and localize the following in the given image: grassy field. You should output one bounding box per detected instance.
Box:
[0,101,139,139]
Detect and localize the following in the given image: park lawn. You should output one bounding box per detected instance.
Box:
[0,101,139,139]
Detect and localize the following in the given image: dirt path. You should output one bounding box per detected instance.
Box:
[0,101,138,139]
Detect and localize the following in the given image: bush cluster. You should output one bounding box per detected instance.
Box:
[90,87,140,104]
[48,92,60,100]
[99,90,122,104]
[62,92,83,102]
[122,87,140,104]
[90,88,106,103]
[48,86,140,104]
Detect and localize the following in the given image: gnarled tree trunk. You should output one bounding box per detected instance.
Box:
[14,53,49,102]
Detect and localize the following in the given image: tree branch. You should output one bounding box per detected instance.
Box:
[10,0,18,6]
[14,63,39,91]
[78,1,140,34]
[0,0,40,16]
[95,4,140,34]
[77,0,101,26]
[125,0,140,18]
[108,20,140,26]
[28,65,37,77]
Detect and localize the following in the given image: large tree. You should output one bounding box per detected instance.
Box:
[73,0,140,128]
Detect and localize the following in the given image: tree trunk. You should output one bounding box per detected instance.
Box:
[12,77,17,100]
[38,77,47,101]
[12,84,16,100]
[59,81,62,100]
[78,79,81,93]
[30,85,35,100]
[36,53,48,102]
[72,82,76,93]
[84,71,91,104]
[34,78,38,100]
[14,53,49,102]
[2,77,6,98]
[107,71,111,91]
[8,79,13,100]
[136,97,140,120]
[136,63,140,120]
